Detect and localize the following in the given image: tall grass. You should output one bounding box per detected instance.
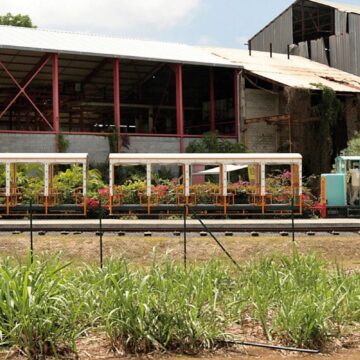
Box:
[232,249,360,348]
[0,251,358,357]
[0,256,79,358]
[77,260,232,353]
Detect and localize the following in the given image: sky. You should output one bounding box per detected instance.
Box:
[1,0,360,48]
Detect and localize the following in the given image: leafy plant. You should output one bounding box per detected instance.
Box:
[58,133,69,153]
[340,131,360,156]
[186,131,246,153]
[108,130,130,153]
[311,84,342,173]
[0,255,79,357]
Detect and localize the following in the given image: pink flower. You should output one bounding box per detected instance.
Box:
[98,187,109,195]
[282,171,292,179]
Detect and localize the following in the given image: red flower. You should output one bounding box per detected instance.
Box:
[98,187,109,195]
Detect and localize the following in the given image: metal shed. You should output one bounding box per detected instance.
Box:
[249,0,360,76]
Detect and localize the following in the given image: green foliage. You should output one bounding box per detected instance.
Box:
[340,131,360,156]
[231,250,360,348]
[53,165,105,201]
[0,255,78,357]
[186,131,246,153]
[58,133,69,153]
[0,165,5,188]
[0,252,359,355]
[0,13,36,28]
[108,130,130,153]
[103,260,228,353]
[312,84,342,173]
[3,164,106,204]
[119,178,146,204]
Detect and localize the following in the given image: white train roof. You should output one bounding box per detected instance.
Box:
[0,153,88,164]
[109,153,302,165]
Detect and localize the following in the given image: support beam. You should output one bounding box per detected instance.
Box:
[210,68,216,132]
[0,57,53,129]
[113,58,121,152]
[174,64,184,152]
[81,58,108,86]
[234,69,243,142]
[52,54,60,151]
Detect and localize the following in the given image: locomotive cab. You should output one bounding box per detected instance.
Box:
[321,156,360,217]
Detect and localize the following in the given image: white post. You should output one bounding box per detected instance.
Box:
[146,164,152,197]
[109,163,114,196]
[184,164,190,196]
[260,162,266,196]
[5,163,10,197]
[83,162,87,196]
[44,163,49,196]
[222,164,227,196]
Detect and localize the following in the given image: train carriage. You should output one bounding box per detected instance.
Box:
[109,153,303,216]
[0,153,88,216]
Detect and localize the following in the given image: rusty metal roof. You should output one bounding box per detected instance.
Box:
[1,25,360,93]
[207,47,360,93]
[309,0,360,14]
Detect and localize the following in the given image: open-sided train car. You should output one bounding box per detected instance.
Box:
[0,153,88,216]
[109,153,303,216]
[321,156,360,217]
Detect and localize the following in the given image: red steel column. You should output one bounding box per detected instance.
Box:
[175,64,184,152]
[233,69,240,140]
[113,58,121,153]
[52,54,60,151]
[210,68,216,132]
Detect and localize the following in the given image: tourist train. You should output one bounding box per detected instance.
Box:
[0,152,359,218]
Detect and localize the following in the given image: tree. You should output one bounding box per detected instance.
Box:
[186,131,247,153]
[311,83,342,173]
[340,132,360,156]
[0,13,36,28]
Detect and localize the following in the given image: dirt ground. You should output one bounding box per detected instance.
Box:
[0,231,359,359]
[0,231,360,269]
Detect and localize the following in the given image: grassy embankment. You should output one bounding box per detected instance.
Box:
[0,248,358,358]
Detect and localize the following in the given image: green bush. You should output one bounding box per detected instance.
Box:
[186,131,246,153]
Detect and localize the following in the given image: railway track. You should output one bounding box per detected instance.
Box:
[1,218,360,233]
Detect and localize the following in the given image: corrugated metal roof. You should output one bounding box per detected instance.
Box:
[309,0,360,14]
[0,25,236,68]
[207,47,360,93]
[1,25,360,93]
[249,0,360,42]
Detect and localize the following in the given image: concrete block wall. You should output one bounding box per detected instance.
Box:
[125,136,180,153]
[0,133,56,152]
[245,89,281,119]
[244,89,284,152]
[64,135,110,165]
[246,122,277,152]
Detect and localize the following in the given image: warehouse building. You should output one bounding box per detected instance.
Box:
[1,25,360,173]
[249,0,360,76]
